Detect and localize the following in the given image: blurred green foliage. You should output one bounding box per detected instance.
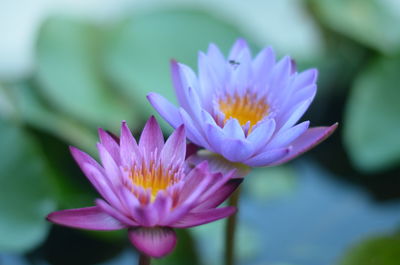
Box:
[0,1,400,265]
[339,232,400,265]
[0,119,56,252]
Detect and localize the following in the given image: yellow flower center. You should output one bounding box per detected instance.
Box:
[129,161,179,202]
[219,92,269,132]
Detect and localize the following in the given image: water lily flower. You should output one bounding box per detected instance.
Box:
[47,117,241,258]
[148,39,337,167]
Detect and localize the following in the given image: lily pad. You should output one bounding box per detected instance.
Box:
[36,17,138,132]
[339,232,400,265]
[0,120,56,252]
[104,8,249,131]
[344,57,400,172]
[309,0,400,55]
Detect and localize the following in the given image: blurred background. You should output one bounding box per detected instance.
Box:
[1,0,400,264]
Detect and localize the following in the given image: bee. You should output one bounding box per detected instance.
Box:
[229,59,240,69]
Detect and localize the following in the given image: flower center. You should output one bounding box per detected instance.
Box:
[218,92,269,132]
[129,161,180,201]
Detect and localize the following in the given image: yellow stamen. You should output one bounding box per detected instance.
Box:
[219,92,269,132]
[129,161,179,201]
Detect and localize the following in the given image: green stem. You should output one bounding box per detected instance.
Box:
[225,187,241,265]
[138,253,151,265]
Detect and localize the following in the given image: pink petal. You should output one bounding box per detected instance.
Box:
[128,227,177,258]
[97,143,121,186]
[47,206,126,230]
[96,199,139,227]
[178,161,210,204]
[152,192,173,224]
[82,163,121,209]
[139,116,164,159]
[120,121,141,168]
[98,128,121,165]
[270,123,338,166]
[69,147,114,200]
[195,178,243,210]
[160,125,186,167]
[171,207,236,228]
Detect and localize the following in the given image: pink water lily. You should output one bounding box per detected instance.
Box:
[47,117,241,258]
[148,39,337,167]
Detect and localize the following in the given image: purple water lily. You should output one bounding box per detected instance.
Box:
[47,117,241,258]
[148,39,337,167]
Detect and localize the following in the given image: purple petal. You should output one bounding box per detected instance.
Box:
[147,93,183,129]
[244,147,290,167]
[223,119,245,139]
[291,84,317,104]
[221,138,253,162]
[160,125,186,167]
[268,56,292,100]
[186,152,250,179]
[139,116,164,158]
[251,46,275,92]
[120,121,141,168]
[247,119,276,153]
[292,68,318,89]
[128,227,177,258]
[270,123,338,166]
[206,43,227,79]
[170,60,201,119]
[279,98,314,131]
[98,128,120,165]
[205,122,225,154]
[228,38,251,63]
[47,206,126,231]
[266,120,310,149]
[171,207,236,228]
[198,52,222,111]
[179,108,209,149]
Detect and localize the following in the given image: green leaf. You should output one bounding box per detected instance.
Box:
[104,8,249,131]
[36,17,139,132]
[309,0,400,55]
[339,232,400,265]
[3,82,98,155]
[0,119,56,252]
[344,57,400,172]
